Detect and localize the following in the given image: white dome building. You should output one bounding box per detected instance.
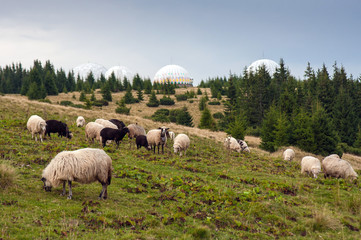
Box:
[105,66,133,80]
[247,59,279,76]
[73,63,107,80]
[153,64,193,86]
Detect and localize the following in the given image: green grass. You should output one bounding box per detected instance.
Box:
[1,100,361,239]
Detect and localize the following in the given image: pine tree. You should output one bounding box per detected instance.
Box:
[197,88,202,95]
[260,105,279,152]
[90,91,96,101]
[44,71,58,95]
[353,126,361,148]
[226,115,247,140]
[124,86,137,104]
[291,108,314,152]
[146,91,159,107]
[101,83,112,102]
[199,96,207,111]
[115,98,131,115]
[274,112,290,148]
[144,79,152,94]
[176,107,194,127]
[137,88,144,101]
[79,91,87,102]
[199,107,217,131]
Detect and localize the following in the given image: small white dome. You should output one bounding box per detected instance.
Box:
[105,66,133,80]
[153,64,193,86]
[247,59,279,75]
[73,63,107,80]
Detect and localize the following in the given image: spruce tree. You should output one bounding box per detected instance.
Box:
[199,96,207,111]
[260,105,279,152]
[199,107,217,131]
[291,108,314,152]
[146,90,159,107]
[101,83,112,102]
[274,112,290,148]
[137,88,144,101]
[124,86,137,104]
[79,91,87,102]
[44,71,58,95]
[226,115,247,140]
[176,107,194,127]
[115,98,131,115]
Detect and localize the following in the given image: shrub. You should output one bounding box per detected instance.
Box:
[213,112,224,119]
[151,109,170,123]
[175,94,188,101]
[147,91,160,107]
[73,104,86,109]
[208,101,221,105]
[60,100,73,106]
[38,98,51,104]
[160,96,175,105]
[93,99,109,107]
[0,163,16,189]
[116,99,131,115]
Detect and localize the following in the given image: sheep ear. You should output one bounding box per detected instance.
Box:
[158,127,162,129]
[166,128,169,130]
[41,177,46,182]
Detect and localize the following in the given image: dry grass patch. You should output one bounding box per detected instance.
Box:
[0,163,17,189]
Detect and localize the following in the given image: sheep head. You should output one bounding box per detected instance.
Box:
[41,177,52,192]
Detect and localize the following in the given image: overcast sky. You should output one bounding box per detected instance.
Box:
[1,0,360,85]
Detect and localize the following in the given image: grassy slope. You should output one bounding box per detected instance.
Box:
[1,93,361,239]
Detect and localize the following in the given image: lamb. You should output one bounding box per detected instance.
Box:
[26,115,47,142]
[238,139,250,153]
[76,116,86,127]
[85,122,104,144]
[224,136,242,153]
[147,127,169,154]
[109,119,126,130]
[100,127,129,148]
[173,133,190,156]
[136,135,151,150]
[95,118,118,129]
[127,123,147,148]
[283,149,295,161]
[322,155,358,180]
[45,120,72,139]
[166,131,176,141]
[301,156,321,178]
[41,148,112,200]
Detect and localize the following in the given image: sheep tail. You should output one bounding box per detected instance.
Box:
[107,168,112,185]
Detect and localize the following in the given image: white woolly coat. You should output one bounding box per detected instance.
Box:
[95,119,117,129]
[173,134,190,156]
[167,131,176,140]
[224,137,241,153]
[42,148,112,188]
[85,122,104,142]
[127,124,146,139]
[76,116,86,127]
[238,140,250,153]
[322,155,358,180]
[301,156,321,178]
[27,115,47,142]
[283,149,295,161]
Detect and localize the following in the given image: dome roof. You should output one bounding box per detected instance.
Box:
[73,63,107,80]
[247,59,279,75]
[153,64,193,86]
[105,66,133,80]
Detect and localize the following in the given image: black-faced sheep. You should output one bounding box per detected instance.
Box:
[41,148,112,200]
[109,119,126,130]
[76,116,86,127]
[322,155,358,180]
[26,115,47,142]
[173,133,190,156]
[95,118,118,129]
[224,136,242,153]
[301,156,321,178]
[283,149,295,161]
[238,139,250,153]
[45,120,72,139]
[100,127,129,148]
[136,135,151,150]
[147,127,169,154]
[85,122,104,144]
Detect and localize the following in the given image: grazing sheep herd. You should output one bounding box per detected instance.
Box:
[25,114,359,200]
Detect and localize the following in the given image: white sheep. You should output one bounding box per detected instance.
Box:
[167,131,176,141]
[27,115,47,142]
[76,116,86,127]
[95,118,118,129]
[85,122,104,144]
[224,136,241,153]
[283,149,295,161]
[41,148,112,199]
[322,155,358,180]
[173,134,190,156]
[301,156,321,178]
[147,127,169,154]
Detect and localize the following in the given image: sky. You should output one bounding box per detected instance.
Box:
[1,0,361,85]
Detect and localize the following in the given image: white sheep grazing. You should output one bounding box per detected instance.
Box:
[76,116,86,127]
[173,134,190,156]
[301,156,321,178]
[147,127,169,154]
[224,137,241,153]
[238,140,250,153]
[167,131,176,141]
[41,148,112,199]
[283,149,295,161]
[95,119,118,129]
[322,155,358,180]
[85,122,104,144]
[27,115,47,142]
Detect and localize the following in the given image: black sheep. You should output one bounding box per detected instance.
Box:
[109,119,126,130]
[136,135,151,150]
[45,120,72,139]
[100,127,129,148]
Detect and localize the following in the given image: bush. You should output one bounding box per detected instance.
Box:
[115,107,131,115]
[93,99,109,107]
[60,100,74,106]
[151,109,170,123]
[0,163,16,189]
[73,104,86,109]
[147,91,160,107]
[175,94,188,101]
[160,96,175,105]
[208,101,221,105]
[38,98,51,104]
[213,112,224,119]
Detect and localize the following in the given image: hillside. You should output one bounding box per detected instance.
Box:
[1,92,361,239]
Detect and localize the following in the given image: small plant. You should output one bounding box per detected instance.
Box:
[147,91,160,107]
[60,100,74,106]
[213,112,224,119]
[115,99,131,115]
[208,101,221,105]
[160,95,175,105]
[0,163,16,189]
[175,94,188,101]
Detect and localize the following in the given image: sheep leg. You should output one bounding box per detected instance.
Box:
[99,184,108,200]
[67,181,72,199]
[161,144,164,154]
[61,181,66,196]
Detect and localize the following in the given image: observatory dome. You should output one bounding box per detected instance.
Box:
[153,64,193,86]
[105,66,133,80]
[247,59,279,76]
[73,63,107,80]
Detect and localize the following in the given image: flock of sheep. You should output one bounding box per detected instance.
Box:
[26,114,358,200]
